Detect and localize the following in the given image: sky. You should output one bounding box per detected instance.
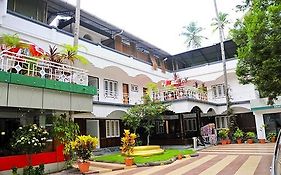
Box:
[66,0,244,55]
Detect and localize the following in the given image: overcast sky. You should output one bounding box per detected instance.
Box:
[66,0,244,55]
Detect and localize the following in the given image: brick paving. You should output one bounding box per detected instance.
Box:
[53,143,274,175]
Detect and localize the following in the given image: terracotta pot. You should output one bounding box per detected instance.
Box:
[247,139,253,144]
[271,137,276,143]
[124,157,134,166]
[78,161,90,173]
[227,139,231,144]
[237,139,242,144]
[221,139,227,145]
[177,154,183,160]
[259,139,266,144]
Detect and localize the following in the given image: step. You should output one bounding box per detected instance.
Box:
[133,145,161,151]
[132,148,164,156]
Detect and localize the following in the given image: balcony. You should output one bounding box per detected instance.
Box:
[154,86,208,102]
[0,50,96,95]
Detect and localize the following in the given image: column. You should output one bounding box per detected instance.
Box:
[0,0,8,25]
[253,112,266,139]
[114,35,123,52]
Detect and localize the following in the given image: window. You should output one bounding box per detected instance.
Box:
[215,116,230,129]
[131,84,138,92]
[104,79,118,98]
[184,119,197,131]
[106,120,120,138]
[211,84,225,98]
[155,120,164,134]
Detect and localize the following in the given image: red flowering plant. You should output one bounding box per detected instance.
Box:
[121,130,137,157]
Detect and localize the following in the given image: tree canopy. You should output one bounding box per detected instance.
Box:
[211,12,231,39]
[231,0,281,104]
[181,21,207,49]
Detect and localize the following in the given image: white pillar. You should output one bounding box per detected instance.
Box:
[254,112,266,139]
[0,0,8,25]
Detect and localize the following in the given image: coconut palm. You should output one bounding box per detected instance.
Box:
[181,21,207,49]
[60,44,89,65]
[211,12,231,39]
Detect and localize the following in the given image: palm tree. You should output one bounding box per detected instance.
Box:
[211,12,231,39]
[181,21,207,49]
[60,44,89,65]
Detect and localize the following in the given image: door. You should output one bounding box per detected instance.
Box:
[123,83,129,104]
[86,120,100,148]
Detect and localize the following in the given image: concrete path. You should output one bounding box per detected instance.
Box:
[52,143,274,175]
[99,143,274,175]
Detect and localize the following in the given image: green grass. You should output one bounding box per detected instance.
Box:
[93,149,195,164]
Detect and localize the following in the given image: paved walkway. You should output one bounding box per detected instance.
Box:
[53,143,274,175]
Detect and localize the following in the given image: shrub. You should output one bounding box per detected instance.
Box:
[218,128,229,139]
[246,132,256,139]
[121,130,137,156]
[10,124,49,154]
[233,128,244,140]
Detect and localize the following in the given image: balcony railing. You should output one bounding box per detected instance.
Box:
[154,86,208,102]
[0,51,88,85]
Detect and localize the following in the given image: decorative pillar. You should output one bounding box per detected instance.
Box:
[253,112,266,139]
[0,0,8,25]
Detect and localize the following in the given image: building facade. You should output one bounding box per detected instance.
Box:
[0,0,279,173]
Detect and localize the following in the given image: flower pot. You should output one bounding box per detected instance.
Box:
[177,154,183,160]
[221,139,227,145]
[227,139,231,144]
[247,139,253,144]
[237,139,242,144]
[271,137,276,143]
[124,157,134,166]
[78,161,90,173]
[259,139,266,144]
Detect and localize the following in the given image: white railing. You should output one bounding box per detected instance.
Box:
[154,86,208,102]
[0,51,88,85]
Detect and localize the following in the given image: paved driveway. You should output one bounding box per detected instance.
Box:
[100,143,274,175]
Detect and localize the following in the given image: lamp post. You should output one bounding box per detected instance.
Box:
[73,0,81,46]
[213,0,231,113]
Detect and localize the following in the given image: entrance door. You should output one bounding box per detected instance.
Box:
[123,83,129,104]
[86,120,100,148]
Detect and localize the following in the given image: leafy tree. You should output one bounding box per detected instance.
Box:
[231,0,281,104]
[122,94,169,145]
[211,12,231,39]
[180,21,207,49]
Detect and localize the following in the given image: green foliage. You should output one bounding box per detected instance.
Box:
[218,129,229,139]
[0,34,21,48]
[93,149,195,164]
[246,132,256,139]
[231,0,281,104]
[122,94,169,145]
[267,132,276,140]
[23,165,44,175]
[52,114,80,154]
[10,124,49,154]
[233,128,244,139]
[60,44,89,64]
[211,12,231,38]
[180,21,207,49]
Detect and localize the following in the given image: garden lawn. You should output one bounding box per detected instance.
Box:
[93,149,195,164]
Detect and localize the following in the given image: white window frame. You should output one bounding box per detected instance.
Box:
[104,79,118,99]
[106,120,120,138]
[211,84,226,99]
[131,84,138,92]
[215,116,230,129]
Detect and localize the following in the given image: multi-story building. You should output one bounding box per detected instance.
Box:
[1,0,280,173]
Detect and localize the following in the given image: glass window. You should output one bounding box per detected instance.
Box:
[104,79,118,98]
[106,120,120,138]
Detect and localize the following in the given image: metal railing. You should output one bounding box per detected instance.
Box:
[153,86,208,102]
[0,51,89,85]
[271,129,281,175]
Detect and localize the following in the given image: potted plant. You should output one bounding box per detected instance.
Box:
[233,128,244,144]
[246,132,256,144]
[71,135,98,173]
[218,129,228,145]
[267,132,277,142]
[121,129,137,166]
